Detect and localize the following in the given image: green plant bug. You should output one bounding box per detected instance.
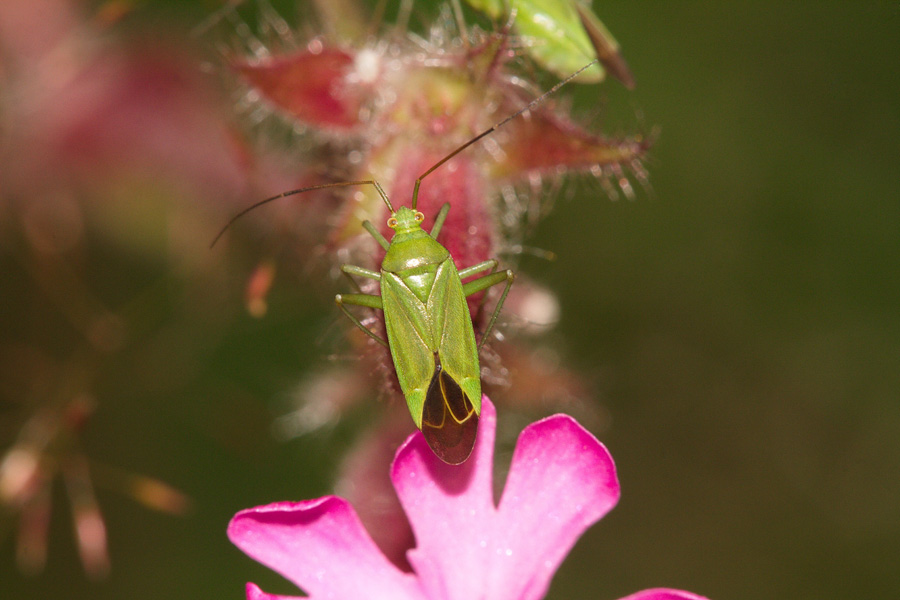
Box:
[334,186,515,465]
[212,59,603,464]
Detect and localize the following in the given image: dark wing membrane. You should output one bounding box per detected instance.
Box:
[421,364,478,465]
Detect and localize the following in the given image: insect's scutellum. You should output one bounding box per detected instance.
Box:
[214,58,603,463]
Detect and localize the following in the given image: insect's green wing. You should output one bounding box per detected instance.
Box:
[429,259,482,413]
[380,250,483,464]
[514,0,604,82]
[381,272,436,429]
[465,0,628,84]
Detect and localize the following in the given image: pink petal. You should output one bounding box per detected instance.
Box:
[227,497,422,600]
[618,589,710,600]
[391,397,498,600]
[392,398,620,600]
[245,582,304,600]
[391,396,497,600]
[490,413,620,600]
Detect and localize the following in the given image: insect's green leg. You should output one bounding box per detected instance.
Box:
[462,269,515,350]
[340,264,381,293]
[342,264,381,280]
[337,240,384,336]
[458,260,500,326]
[362,220,390,250]
[458,259,497,280]
[335,292,388,348]
[429,203,451,239]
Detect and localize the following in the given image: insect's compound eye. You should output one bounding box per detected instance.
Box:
[414,211,425,222]
[387,217,398,228]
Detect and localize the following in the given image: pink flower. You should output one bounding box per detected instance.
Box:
[228,399,707,600]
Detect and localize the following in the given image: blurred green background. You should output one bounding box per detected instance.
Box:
[2,1,898,599]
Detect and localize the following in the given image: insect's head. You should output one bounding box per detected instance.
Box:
[387,206,425,233]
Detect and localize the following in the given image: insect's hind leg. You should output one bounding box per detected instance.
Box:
[461,268,515,351]
[335,293,388,348]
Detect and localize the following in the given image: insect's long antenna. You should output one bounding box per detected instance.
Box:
[410,58,599,209]
[211,179,391,248]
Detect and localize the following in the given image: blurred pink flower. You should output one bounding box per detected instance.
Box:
[228,398,707,600]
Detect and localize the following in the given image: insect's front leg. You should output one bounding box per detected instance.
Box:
[362,220,390,250]
[461,267,515,350]
[429,202,451,240]
[336,263,387,348]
